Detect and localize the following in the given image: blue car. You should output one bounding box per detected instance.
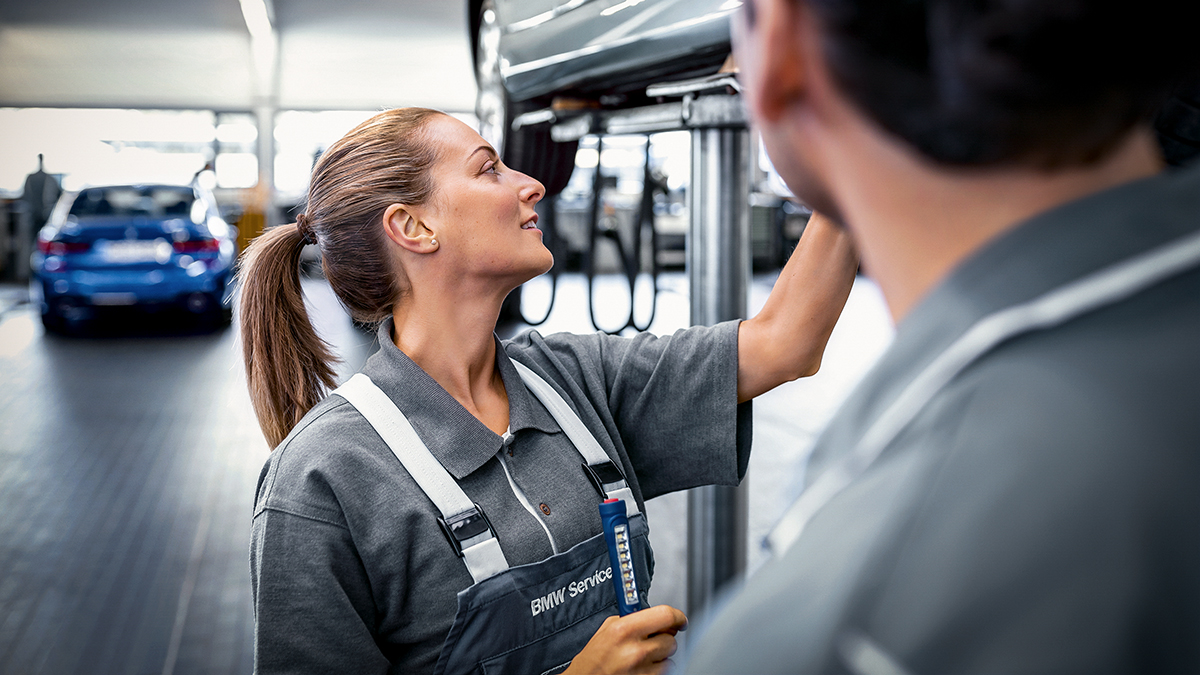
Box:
[30,183,237,333]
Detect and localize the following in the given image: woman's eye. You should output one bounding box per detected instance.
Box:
[483,162,499,175]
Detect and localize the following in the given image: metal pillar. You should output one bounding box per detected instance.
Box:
[242,0,279,233]
[14,203,32,284]
[541,90,753,617]
[686,124,751,615]
[254,102,278,230]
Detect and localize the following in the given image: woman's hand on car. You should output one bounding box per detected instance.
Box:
[565,604,689,675]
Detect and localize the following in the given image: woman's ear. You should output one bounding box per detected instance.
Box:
[382,203,439,254]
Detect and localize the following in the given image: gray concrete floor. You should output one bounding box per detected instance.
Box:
[0,270,892,674]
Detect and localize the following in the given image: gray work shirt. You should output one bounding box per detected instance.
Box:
[686,163,1200,674]
[251,320,751,675]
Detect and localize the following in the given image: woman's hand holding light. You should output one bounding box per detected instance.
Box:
[565,605,689,675]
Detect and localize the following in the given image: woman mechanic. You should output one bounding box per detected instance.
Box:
[240,108,857,675]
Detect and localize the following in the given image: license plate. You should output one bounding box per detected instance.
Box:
[91,292,138,306]
[101,240,169,263]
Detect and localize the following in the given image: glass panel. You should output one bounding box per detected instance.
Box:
[68,186,195,218]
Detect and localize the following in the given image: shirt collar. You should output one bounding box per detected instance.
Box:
[806,163,1200,480]
[495,337,561,438]
[903,162,1200,345]
[359,319,560,479]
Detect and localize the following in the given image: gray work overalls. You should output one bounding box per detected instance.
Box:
[334,360,652,675]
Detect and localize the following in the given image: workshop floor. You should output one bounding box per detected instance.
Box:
[0,270,893,674]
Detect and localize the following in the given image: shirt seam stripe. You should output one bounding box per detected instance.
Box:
[254,504,350,531]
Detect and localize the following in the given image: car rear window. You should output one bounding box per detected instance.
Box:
[70,186,196,218]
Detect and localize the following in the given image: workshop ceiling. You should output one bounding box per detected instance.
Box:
[0,0,477,112]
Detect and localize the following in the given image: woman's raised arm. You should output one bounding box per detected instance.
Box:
[736,212,858,402]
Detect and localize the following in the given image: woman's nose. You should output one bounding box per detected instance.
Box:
[519,172,545,205]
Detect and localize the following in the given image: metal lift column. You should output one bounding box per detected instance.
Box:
[685,93,751,616]
[544,86,753,617]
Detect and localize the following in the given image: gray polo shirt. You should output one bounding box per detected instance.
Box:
[251,321,751,675]
[686,163,1200,674]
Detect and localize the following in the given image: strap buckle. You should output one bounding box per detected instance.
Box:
[437,504,496,558]
[582,461,628,499]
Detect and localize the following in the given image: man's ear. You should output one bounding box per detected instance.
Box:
[382,203,438,254]
[734,0,808,124]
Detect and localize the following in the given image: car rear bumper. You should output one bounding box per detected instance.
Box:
[35,265,231,311]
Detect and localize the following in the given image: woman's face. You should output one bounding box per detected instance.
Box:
[420,114,552,289]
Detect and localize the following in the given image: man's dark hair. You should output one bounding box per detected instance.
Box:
[806,0,1200,166]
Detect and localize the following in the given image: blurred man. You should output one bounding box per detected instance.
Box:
[21,154,61,231]
[686,0,1200,672]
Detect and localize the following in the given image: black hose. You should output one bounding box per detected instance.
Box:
[586,136,663,335]
[517,194,560,326]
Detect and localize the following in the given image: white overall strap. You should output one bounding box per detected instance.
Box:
[333,373,509,583]
[767,227,1200,556]
[511,360,641,516]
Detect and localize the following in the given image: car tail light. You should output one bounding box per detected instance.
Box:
[37,239,91,255]
[173,238,219,254]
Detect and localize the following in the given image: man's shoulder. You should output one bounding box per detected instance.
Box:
[687,297,1200,673]
[960,265,1199,447]
[911,282,1200,510]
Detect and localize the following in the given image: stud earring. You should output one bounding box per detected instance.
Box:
[430,238,438,247]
